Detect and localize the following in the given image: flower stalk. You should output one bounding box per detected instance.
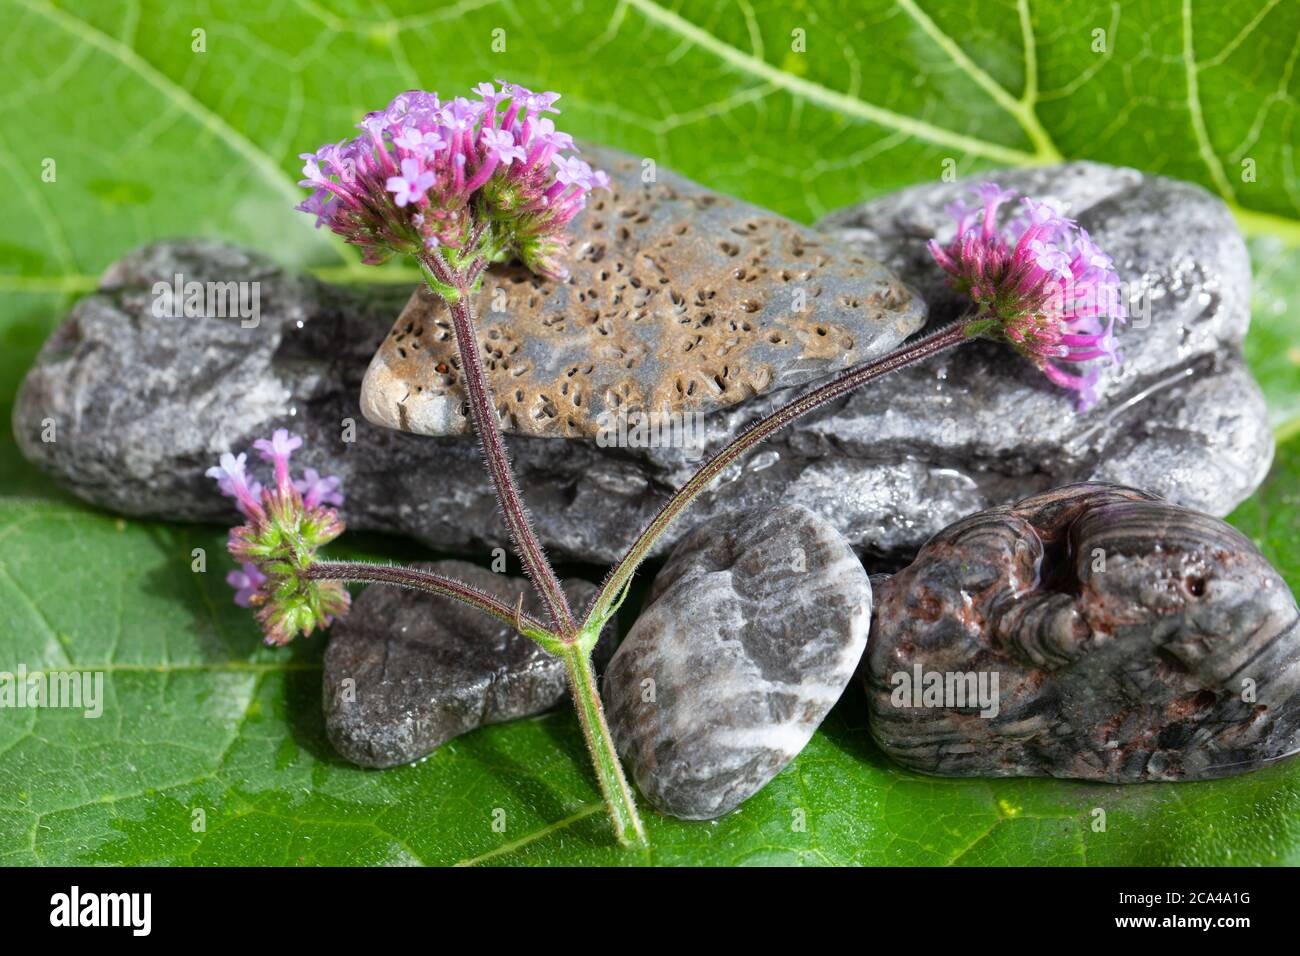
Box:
[288,80,646,844]
[563,637,646,846]
[303,560,554,638]
[429,255,643,844]
[581,319,975,628]
[437,262,577,634]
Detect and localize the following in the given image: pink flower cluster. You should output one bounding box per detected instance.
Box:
[297,82,609,278]
[928,183,1126,409]
[207,430,347,645]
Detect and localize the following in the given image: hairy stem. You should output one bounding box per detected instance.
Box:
[583,320,974,628]
[563,641,646,846]
[414,254,643,846]
[424,257,577,634]
[305,560,555,637]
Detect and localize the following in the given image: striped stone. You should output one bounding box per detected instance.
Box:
[603,505,871,819]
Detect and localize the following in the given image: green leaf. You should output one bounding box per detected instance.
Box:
[1245,237,1300,429]
[1,0,1298,865]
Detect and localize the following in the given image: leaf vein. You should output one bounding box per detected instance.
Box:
[622,0,1039,165]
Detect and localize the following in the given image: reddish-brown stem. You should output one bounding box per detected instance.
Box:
[434,262,577,634]
[583,319,974,627]
[304,560,554,636]
[416,252,637,843]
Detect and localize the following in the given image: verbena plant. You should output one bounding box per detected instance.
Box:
[208,82,1125,846]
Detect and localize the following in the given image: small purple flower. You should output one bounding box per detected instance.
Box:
[206,452,263,517]
[253,428,302,494]
[252,428,302,461]
[384,90,439,124]
[1028,238,1072,278]
[1019,196,1069,232]
[973,183,1016,236]
[473,81,499,106]
[299,153,329,186]
[530,117,574,152]
[1073,228,1113,275]
[295,468,344,509]
[480,127,526,165]
[552,154,597,188]
[440,96,483,131]
[928,182,1127,410]
[386,157,435,207]
[227,563,267,608]
[297,188,340,228]
[394,127,445,155]
[942,200,976,237]
[507,83,560,115]
[357,112,389,138]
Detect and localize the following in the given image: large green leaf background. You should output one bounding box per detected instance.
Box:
[1,0,1298,865]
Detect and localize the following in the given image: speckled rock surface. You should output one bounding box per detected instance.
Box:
[13,162,1271,565]
[602,505,871,819]
[865,483,1300,782]
[323,561,615,768]
[360,146,925,439]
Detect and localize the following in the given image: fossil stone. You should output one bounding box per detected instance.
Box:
[13,162,1272,565]
[602,505,871,819]
[359,146,925,439]
[865,483,1300,782]
[323,561,616,768]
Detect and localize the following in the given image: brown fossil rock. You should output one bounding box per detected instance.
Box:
[359,146,925,439]
[865,483,1300,782]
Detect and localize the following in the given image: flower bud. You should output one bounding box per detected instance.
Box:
[207,430,348,645]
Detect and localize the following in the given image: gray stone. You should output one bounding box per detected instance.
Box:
[12,162,1271,565]
[359,146,925,439]
[323,561,616,768]
[865,483,1300,782]
[602,505,870,819]
[813,162,1270,556]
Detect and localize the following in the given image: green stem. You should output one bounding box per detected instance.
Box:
[582,319,974,629]
[563,639,646,847]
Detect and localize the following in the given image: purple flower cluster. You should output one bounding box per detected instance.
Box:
[207,430,348,646]
[928,183,1126,409]
[297,82,609,278]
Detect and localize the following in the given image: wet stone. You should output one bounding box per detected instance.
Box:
[323,561,615,768]
[864,483,1300,782]
[602,505,871,819]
